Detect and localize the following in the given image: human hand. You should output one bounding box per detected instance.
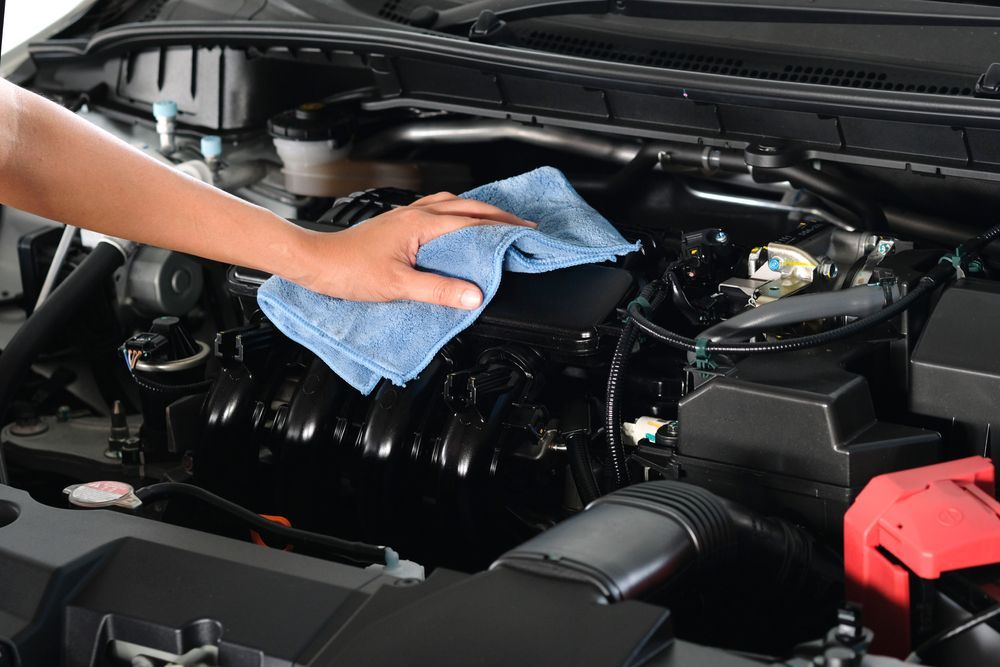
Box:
[281,192,535,309]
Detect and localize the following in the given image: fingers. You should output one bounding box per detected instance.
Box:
[398,269,483,309]
[409,192,535,228]
[413,213,529,246]
[416,198,535,228]
[410,191,456,206]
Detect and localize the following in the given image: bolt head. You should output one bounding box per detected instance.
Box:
[767,257,782,271]
[877,242,892,254]
[713,230,729,244]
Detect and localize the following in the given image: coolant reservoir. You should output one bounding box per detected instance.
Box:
[269,101,437,196]
[268,101,353,196]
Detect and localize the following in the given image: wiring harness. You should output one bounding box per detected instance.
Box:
[627,222,1000,359]
[603,221,1000,493]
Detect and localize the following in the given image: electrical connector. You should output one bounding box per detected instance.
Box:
[120,332,169,370]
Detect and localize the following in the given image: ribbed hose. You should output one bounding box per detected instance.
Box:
[609,482,738,567]
[494,481,835,602]
[605,282,667,491]
[0,240,129,485]
[627,220,1000,358]
[134,482,388,566]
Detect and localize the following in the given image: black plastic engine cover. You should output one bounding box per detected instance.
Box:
[228,187,634,357]
[230,262,631,358]
[672,346,940,538]
[910,279,1000,459]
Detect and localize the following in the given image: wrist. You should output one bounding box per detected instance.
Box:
[265,219,341,293]
[267,221,313,282]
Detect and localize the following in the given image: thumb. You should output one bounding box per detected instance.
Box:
[399,270,484,309]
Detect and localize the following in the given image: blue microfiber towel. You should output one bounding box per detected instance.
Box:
[257,166,641,394]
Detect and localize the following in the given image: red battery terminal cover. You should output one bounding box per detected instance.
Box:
[844,456,1000,657]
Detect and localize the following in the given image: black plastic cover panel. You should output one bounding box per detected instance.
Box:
[910,279,1000,445]
[0,484,756,666]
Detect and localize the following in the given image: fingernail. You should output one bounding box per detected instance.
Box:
[524,220,538,227]
[460,289,482,309]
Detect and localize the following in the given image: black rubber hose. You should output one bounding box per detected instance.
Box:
[885,207,984,251]
[494,481,836,602]
[605,144,663,195]
[0,240,128,485]
[687,285,891,363]
[606,141,890,235]
[706,286,890,341]
[626,220,1000,359]
[654,142,748,172]
[605,281,667,491]
[772,164,888,233]
[907,602,1000,663]
[567,433,599,506]
[563,399,600,506]
[666,271,702,324]
[134,482,388,566]
[606,142,748,196]
[632,279,930,355]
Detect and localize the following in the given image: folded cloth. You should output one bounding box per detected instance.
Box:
[257,166,640,394]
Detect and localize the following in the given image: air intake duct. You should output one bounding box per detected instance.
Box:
[493,481,835,603]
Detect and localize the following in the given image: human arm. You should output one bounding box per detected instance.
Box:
[0,79,532,309]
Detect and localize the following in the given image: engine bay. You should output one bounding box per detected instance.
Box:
[5,9,1000,663]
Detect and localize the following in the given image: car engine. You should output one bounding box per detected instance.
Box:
[4,7,1000,663]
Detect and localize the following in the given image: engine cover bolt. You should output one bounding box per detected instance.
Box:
[767,257,783,271]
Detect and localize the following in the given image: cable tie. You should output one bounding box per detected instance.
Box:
[694,337,717,372]
[938,249,967,281]
[939,252,962,269]
[628,295,652,313]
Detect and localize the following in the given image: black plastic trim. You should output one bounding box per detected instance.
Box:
[30,22,1000,125]
[28,20,1000,179]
